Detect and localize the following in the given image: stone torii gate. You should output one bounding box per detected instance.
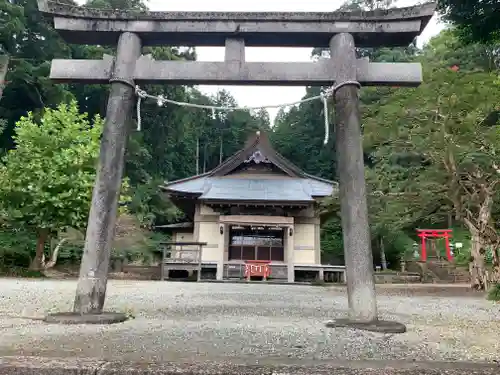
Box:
[37,0,436,330]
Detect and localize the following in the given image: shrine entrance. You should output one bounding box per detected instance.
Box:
[228,225,285,262]
[417,229,453,262]
[228,225,285,281]
[38,0,436,331]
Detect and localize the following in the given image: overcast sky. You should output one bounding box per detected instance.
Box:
[80,0,446,122]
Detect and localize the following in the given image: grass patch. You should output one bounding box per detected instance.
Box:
[486,283,500,301]
[0,266,46,278]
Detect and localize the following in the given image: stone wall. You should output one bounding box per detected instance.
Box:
[111,265,161,280]
[374,272,421,284]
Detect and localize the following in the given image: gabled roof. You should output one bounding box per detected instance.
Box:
[160,131,338,202]
[209,131,304,177]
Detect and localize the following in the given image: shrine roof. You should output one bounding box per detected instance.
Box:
[154,222,194,233]
[155,222,194,229]
[164,176,334,202]
[160,131,337,203]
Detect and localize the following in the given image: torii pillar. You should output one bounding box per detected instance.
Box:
[331,33,377,323]
[73,32,142,316]
[324,34,406,333]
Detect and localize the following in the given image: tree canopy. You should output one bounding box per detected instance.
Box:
[0,101,130,269]
[437,0,500,44]
[0,101,104,232]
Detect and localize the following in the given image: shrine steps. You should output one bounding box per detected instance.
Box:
[407,260,470,284]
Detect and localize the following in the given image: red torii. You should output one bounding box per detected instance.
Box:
[417,229,453,262]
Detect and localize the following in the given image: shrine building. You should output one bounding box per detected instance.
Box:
[158,131,343,283]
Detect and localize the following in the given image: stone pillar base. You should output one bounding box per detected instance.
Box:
[44,312,128,325]
[326,319,406,334]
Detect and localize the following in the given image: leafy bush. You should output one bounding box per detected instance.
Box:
[453,247,471,267]
[110,214,169,265]
[0,225,37,267]
[320,216,344,264]
[56,241,84,265]
[0,266,45,278]
[487,283,500,301]
[113,231,169,265]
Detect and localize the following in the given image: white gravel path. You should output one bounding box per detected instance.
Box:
[0,279,499,364]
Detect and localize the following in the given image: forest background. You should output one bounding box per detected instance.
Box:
[0,0,499,290]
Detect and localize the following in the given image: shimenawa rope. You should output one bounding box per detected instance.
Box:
[131,80,361,145]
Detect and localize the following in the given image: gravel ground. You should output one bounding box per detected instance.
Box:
[0,279,499,364]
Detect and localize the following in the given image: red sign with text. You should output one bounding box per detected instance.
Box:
[244,260,271,278]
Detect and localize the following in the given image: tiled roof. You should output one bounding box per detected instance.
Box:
[160,131,337,203]
[171,177,208,193]
[155,222,193,229]
[165,176,336,202]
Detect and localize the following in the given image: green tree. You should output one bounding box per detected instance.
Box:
[0,101,129,270]
[314,28,500,273]
[338,0,394,11]
[0,0,25,55]
[365,55,500,289]
[85,0,148,11]
[437,0,499,44]
[0,0,24,102]
[422,29,499,72]
[0,0,75,151]
[271,87,337,180]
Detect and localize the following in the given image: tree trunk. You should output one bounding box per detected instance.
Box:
[468,226,489,290]
[196,136,199,174]
[431,240,439,260]
[380,237,388,270]
[30,228,49,271]
[0,55,8,101]
[219,135,223,165]
[490,244,500,284]
[44,237,68,269]
[203,143,207,173]
[461,187,495,291]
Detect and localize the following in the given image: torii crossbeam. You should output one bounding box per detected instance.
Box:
[39,0,435,86]
[37,0,437,332]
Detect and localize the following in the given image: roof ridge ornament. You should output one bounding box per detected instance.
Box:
[245,150,271,164]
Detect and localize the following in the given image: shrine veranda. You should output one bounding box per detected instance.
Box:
[38,0,436,326]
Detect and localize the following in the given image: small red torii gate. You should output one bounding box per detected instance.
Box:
[417,229,453,262]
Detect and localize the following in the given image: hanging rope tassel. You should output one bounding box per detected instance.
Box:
[321,92,330,145]
[135,85,148,131]
[136,94,142,131]
[321,81,361,145]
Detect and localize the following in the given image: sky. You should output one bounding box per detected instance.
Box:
[81,0,446,122]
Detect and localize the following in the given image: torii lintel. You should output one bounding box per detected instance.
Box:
[37,0,437,48]
[49,54,423,87]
